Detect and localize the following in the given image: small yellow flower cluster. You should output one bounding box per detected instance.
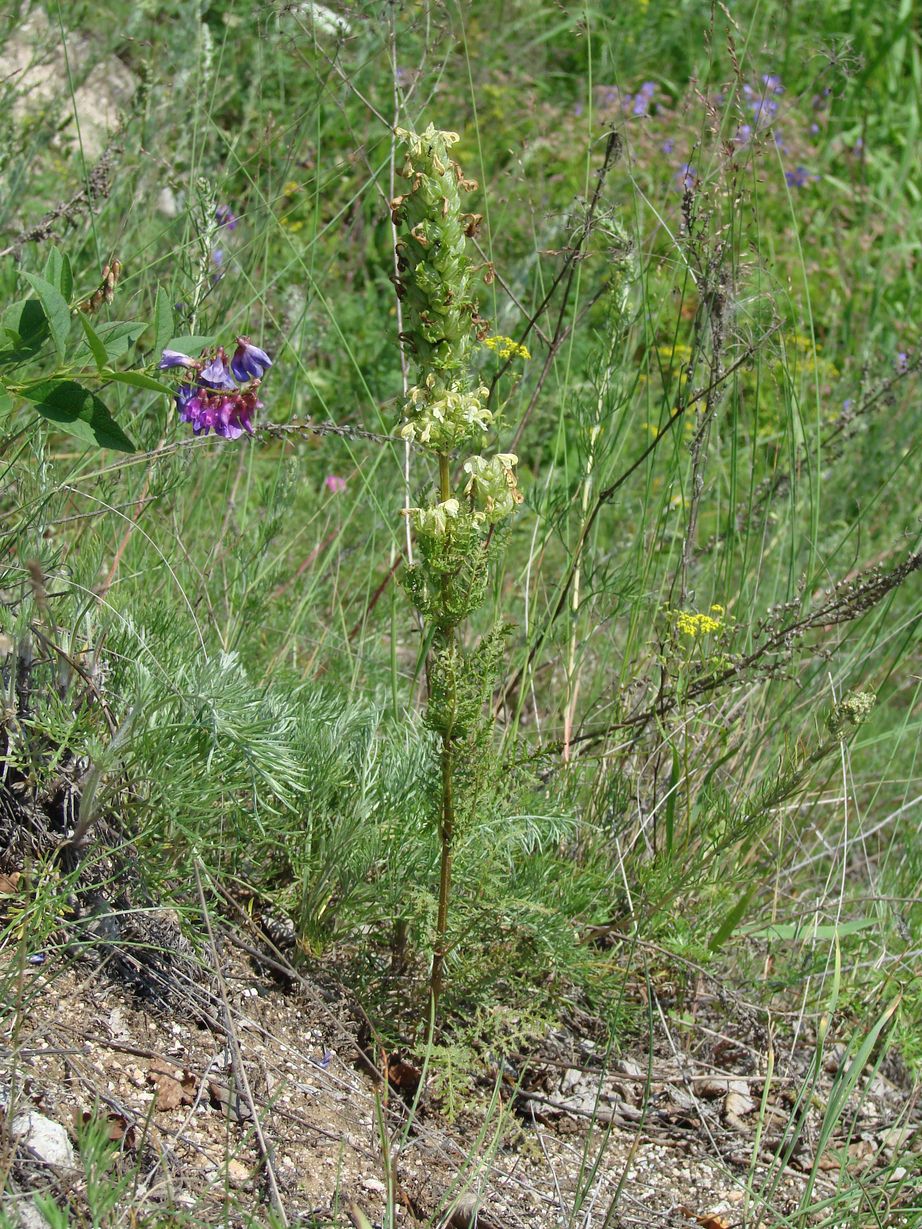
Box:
[484,335,530,361]
[675,605,724,637]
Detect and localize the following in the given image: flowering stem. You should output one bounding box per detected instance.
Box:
[430,449,456,1018]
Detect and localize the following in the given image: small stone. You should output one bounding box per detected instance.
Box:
[226,1159,251,1187]
[11,1111,76,1170]
[362,1177,386,1194]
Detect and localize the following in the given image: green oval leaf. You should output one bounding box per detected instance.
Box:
[23,272,71,363]
[101,369,173,394]
[80,314,109,370]
[166,334,216,354]
[42,247,73,300]
[78,320,147,362]
[153,288,174,355]
[20,379,136,452]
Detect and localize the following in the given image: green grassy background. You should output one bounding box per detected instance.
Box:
[1,0,919,1123]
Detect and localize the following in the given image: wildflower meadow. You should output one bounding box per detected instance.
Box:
[0,2,919,1226]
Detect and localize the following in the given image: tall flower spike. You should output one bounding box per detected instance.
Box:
[393,126,490,450]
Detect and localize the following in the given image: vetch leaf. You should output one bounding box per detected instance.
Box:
[101,369,173,394]
[79,320,146,362]
[166,334,216,354]
[708,884,756,951]
[152,288,174,354]
[22,273,71,362]
[20,380,136,451]
[80,315,109,370]
[42,247,73,300]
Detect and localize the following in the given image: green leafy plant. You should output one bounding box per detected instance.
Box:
[391,125,524,1020]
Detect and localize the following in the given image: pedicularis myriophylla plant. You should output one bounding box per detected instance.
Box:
[391,125,523,1020]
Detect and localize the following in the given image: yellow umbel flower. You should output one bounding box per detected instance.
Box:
[484,335,530,361]
[675,609,722,637]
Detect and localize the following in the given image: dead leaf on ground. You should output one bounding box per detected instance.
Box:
[73,1107,136,1149]
[0,872,21,895]
[146,1060,196,1111]
[679,1207,731,1229]
[208,1078,252,1122]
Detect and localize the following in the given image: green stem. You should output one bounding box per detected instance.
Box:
[430,452,456,1022]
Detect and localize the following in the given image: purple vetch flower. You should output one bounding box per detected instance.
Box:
[231,337,273,382]
[675,163,698,191]
[324,474,347,494]
[842,398,854,413]
[572,101,584,116]
[662,138,675,154]
[199,348,237,390]
[785,165,814,188]
[176,384,203,425]
[162,333,273,441]
[762,73,784,94]
[735,124,753,146]
[159,349,197,370]
[215,203,238,230]
[751,97,779,126]
[896,352,909,373]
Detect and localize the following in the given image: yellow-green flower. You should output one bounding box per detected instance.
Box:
[675,609,722,637]
[462,452,523,523]
[484,334,530,361]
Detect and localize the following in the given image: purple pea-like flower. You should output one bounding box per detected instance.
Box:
[159,349,197,370]
[785,165,813,189]
[324,474,347,494]
[762,73,784,95]
[199,348,237,390]
[231,336,273,382]
[675,163,698,191]
[896,352,909,373]
[215,204,238,230]
[662,138,675,154]
[751,97,779,126]
[175,384,200,423]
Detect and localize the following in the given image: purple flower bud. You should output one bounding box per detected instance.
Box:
[159,349,197,370]
[199,348,237,390]
[231,336,273,382]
